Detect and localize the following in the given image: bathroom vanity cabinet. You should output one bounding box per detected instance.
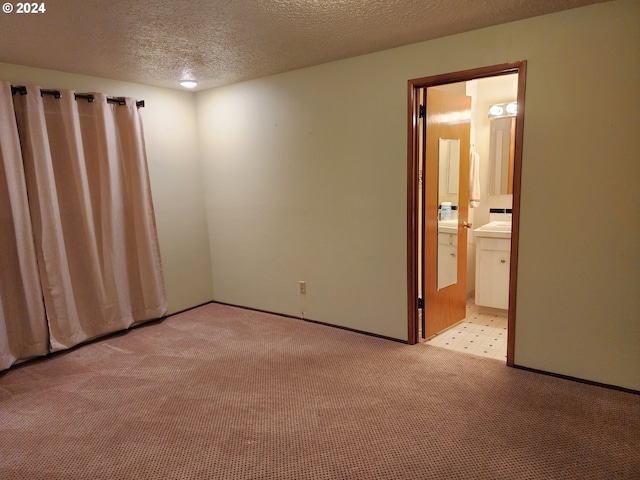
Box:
[437,231,458,290]
[474,223,511,310]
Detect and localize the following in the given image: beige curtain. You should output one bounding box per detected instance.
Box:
[0,82,49,370]
[7,85,166,353]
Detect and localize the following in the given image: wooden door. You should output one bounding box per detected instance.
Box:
[422,88,471,339]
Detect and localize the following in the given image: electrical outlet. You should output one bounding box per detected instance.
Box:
[299,281,306,294]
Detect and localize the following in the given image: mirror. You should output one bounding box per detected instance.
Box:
[437,138,460,290]
[488,116,515,195]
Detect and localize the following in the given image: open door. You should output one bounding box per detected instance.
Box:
[407,61,527,367]
[422,88,471,339]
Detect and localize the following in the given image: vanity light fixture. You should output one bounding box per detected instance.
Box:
[179,80,198,89]
[488,101,517,118]
[489,105,504,116]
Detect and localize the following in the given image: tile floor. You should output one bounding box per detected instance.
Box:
[422,300,508,361]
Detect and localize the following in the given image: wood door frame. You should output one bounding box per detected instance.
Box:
[406,61,527,367]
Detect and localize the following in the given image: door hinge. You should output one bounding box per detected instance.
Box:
[418,297,424,309]
[419,104,425,118]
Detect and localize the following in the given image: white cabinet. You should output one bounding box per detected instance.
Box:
[475,236,510,309]
[437,232,458,290]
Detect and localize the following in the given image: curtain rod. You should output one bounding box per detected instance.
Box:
[10,85,145,108]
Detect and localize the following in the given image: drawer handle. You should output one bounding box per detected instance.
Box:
[500,259,506,263]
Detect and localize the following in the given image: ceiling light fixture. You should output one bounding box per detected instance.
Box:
[179,80,198,89]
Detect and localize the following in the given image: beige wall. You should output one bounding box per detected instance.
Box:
[195,72,408,337]
[0,63,214,314]
[196,0,639,390]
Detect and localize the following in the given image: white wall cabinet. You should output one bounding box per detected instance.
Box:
[475,236,510,309]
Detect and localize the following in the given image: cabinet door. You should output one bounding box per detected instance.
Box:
[476,240,510,309]
[437,235,457,290]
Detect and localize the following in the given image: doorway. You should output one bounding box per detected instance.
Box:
[406,62,527,367]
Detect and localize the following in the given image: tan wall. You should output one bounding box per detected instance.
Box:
[196,0,640,390]
[0,63,214,314]
[195,72,408,337]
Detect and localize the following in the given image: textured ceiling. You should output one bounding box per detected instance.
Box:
[0,0,608,91]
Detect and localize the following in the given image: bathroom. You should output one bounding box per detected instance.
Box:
[420,73,518,360]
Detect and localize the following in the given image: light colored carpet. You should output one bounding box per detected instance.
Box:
[1,303,638,479]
